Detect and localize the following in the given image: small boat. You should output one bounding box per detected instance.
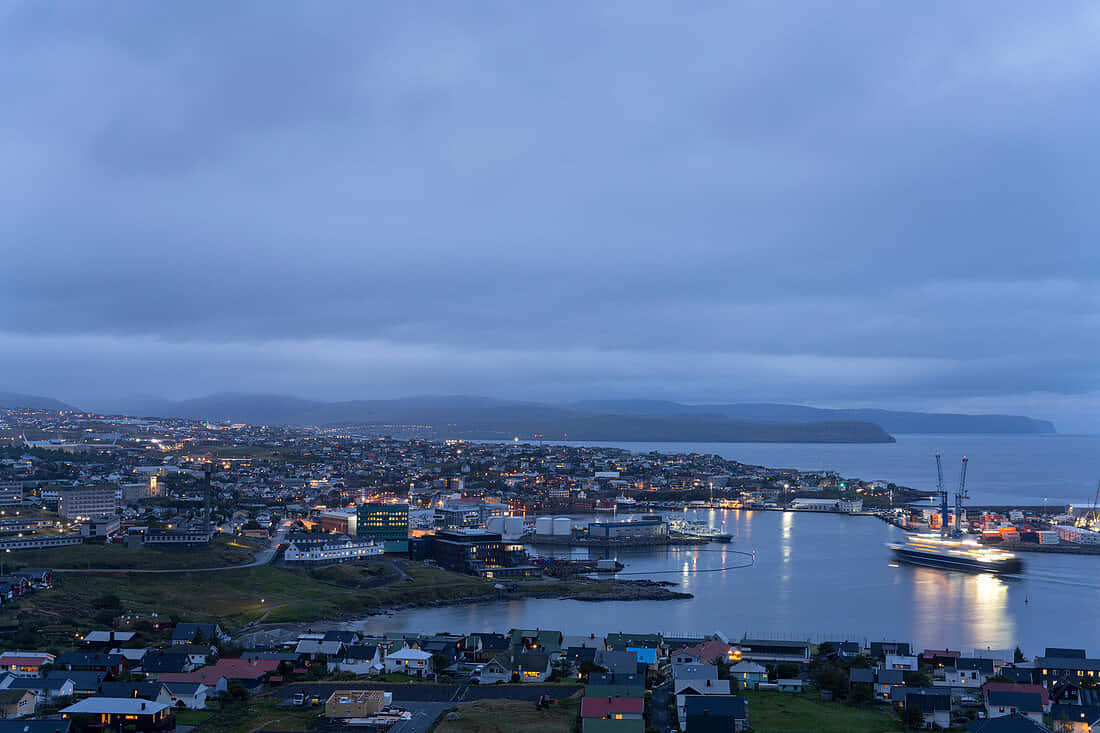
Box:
[888,534,1023,574]
[614,494,637,505]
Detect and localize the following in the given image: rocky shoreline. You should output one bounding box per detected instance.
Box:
[234,579,691,644]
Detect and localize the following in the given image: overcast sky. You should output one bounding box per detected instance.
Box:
[1,2,1098,430]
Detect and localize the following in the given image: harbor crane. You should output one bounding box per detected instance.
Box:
[1077,479,1100,530]
[955,457,969,534]
[935,453,969,537]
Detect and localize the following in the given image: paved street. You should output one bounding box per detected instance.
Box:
[280,681,581,704]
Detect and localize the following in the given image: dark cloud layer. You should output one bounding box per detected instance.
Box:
[1,2,1098,429]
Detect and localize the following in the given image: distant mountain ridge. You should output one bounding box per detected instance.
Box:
[573,400,1057,434]
[0,392,81,412]
[103,393,894,444]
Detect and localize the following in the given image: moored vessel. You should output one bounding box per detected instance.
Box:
[889,534,1023,574]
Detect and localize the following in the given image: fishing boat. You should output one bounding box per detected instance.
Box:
[669,518,733,543]
[888,534,1023,574]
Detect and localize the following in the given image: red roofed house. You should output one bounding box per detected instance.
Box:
[158,658,280,693]
[0,652,55,677]
[671,641,737,666]
[581,697,644,720]
[983,682,1050,712]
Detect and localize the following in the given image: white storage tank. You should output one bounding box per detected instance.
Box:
[504,517,526,537]
[552,517,573,535]
[486,516,506,535]
[535,516,554,535]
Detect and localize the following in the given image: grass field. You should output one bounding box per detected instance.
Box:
[6,534,264,570]
[201,697,319,733]
[8,558,671,636]
[739,691,897,733]
[433,697,580,733]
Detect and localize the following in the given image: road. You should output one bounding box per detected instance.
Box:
[279,681,582,704]
[651,679,672,733]
[53,520,292,574]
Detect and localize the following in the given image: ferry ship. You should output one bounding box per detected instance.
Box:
[669,518,733,543]
[888,534,1023,574]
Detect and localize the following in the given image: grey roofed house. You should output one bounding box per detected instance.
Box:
[0,720,71,733]
[876,668,905,685]
[849,668,874,684]
[594,650,641,675]
[966,713,1053,732]
[671,664,717,681]
[83,631,137,645]
[60,697,170,715]
[294,640,345,657]
[514,652,551,674]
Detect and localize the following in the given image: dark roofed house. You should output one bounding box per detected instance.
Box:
[869,641,912,659]
[683,695,749,732]
[903,689,951,730]
[53,653,126,677]
[966,712,1053,732]
[1050,704,1100,732]
[737,639,810,665]
[171,623,226,645]
[1035,656,1100,685]
[49,671,105,697]
[97,682,171,705]
[922,649,961,669]
[999,668,1038,685]
[1045,648,1086,659]
[849,668,874,685]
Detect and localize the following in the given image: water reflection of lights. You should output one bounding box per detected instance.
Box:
[910,567,1013,650]
[781,512,792,563]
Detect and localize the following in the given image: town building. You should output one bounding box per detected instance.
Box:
[58,487,118,520]
[356,503,409,552]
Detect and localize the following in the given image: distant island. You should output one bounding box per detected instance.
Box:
[0,392,1053,444]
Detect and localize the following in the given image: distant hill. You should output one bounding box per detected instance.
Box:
[107,393,894,443]
[573,400,1057,434]
[0,392,81,412]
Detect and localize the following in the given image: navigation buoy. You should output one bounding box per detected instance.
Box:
[1025,596,1029,604]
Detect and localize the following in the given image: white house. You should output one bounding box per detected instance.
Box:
[331,646,383,676]
[884,654,919,671]
[164,682,210,710]
[384,648,433,678]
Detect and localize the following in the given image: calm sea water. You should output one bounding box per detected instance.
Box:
[538,434,1100,506]
[352,436,1100,654]
[354,508,1100,655]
